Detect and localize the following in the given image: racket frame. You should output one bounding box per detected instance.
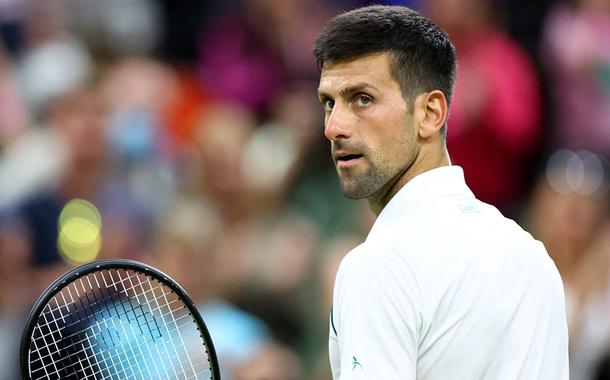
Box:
[20,258,221,380]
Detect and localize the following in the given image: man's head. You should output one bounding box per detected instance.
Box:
[315,5,457,137]
[314,6,457,213]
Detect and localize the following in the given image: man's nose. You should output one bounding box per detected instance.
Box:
[324,104,353,141]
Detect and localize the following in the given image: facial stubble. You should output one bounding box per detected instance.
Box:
[336,120,418,202]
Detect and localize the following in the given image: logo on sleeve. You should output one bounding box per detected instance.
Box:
[352,356,363,371]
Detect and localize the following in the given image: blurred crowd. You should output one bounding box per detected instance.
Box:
[0,0,608,379]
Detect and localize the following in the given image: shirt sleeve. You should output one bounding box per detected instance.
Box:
[331,245,421,379]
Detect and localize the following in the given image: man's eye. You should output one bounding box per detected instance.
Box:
[323,99,335,111]
[354,95,371,107]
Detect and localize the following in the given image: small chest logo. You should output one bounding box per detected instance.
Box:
[352,356,363,371]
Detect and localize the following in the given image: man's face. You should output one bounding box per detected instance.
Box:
[318,53,419,199]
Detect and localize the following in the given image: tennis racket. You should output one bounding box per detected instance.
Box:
[20,259,221,380]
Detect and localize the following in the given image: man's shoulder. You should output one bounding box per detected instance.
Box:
[335,240,419,286]
[369,195,552,269]
[368,195,502,246]
[411,196,535,245]
[336,241,377,274]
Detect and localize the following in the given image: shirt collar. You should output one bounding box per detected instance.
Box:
[369,166,474,233]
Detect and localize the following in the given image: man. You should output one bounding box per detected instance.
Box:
[314,5,569,379]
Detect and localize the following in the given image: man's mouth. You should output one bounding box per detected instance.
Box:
[337,154,363,162]
[335,152,364,167]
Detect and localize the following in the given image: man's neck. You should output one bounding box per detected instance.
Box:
[368,145,451,216]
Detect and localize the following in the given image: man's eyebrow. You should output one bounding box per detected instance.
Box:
[339,83,378,97]
[318,83,378,101]
[317,90,331,102]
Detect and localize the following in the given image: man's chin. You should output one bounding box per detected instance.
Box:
[340,183,373,200]
[342,192,365,200]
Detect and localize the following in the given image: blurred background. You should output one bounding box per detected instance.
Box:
[0,0,608,379]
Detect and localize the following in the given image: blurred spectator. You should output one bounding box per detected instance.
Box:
[16,0,93,119]
[0,0,92,208]
[188,101,259,223]
[242,82,321,212]
[183,93,321,228]
[425,0,543,213]
[540,0,610,156]
[525,150,609,380]
[197,0,332,113]
[63,0,164,57]
[7,87,108,267]
[2,84,155,276]
[99,56,180,220]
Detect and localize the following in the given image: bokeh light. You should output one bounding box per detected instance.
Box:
[57,199,102,265]
[546,149,607,197]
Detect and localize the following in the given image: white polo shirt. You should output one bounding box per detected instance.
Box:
[329,166,569,379]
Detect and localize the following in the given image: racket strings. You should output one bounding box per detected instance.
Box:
[71,271,207,380]
[32,299,194,378]
[31,272,170,361]
[28,269,214,380]
[32,306,203,375]
[53,276,201,375]
[32,280,178,352]
[34,270,210,380]
[66,332,209,380]
[58,334,210,380]
[66,286,193,377]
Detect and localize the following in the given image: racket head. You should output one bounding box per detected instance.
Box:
[20,259,221,380]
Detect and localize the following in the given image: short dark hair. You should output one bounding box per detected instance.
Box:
[314,5,457,134]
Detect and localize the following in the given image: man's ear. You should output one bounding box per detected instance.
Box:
[416,90,448,139]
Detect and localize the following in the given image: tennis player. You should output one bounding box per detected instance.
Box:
[314,5,569,379]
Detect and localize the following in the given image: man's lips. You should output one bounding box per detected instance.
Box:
[333,150,364,168]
